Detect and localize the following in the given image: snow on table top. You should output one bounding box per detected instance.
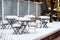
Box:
[5,15,18,19]
[24,15,35,18]
[38,16,50,19]
[15,17,31,21]
[0,22,60,40]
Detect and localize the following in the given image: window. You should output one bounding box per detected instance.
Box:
[19,1,28,17]
[4,0,17,18]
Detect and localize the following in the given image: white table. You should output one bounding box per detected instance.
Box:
[38,16,50,28]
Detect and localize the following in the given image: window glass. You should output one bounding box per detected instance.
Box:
[19,1,28,17]
[4,0,17,18]
[30,2,36,16]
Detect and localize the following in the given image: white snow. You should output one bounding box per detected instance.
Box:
[38,16,50,19]
[0,22,60,40]
[5,15,18,19]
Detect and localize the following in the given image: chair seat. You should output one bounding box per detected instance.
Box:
[2,20,8,24]
[28,22,36,33]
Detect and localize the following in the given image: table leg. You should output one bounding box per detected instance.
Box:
[43,22,48,28]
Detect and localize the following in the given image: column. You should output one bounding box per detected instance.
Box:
[28,0,30,15]
[17,0,19,16]
[2,0,4,22]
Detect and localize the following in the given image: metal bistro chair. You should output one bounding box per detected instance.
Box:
[1,20,9,29]
[12,22,21,34]
[12,22,27,34]
[20,22,27,33]
[38,16,50,28]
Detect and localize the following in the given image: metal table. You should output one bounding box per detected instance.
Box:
[5,16,18,29]
[15,17,35,34]
[38,16,50,28]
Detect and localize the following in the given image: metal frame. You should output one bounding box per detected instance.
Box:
[17,0,19,16]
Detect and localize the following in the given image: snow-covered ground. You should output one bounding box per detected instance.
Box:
[0,22,60,40]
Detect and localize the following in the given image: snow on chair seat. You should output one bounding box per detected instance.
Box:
[12,23,21,34]
[28,22,36,33]
[1,20,9,29]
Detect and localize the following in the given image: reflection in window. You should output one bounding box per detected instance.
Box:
[19,1,41,17]
[19,1,28,17]
[2,0,41,18]
[30,2,36,16]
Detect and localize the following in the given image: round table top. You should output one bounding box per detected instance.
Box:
[5,15,18,20]
[24,15,35,19]
[15,17,31,22]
